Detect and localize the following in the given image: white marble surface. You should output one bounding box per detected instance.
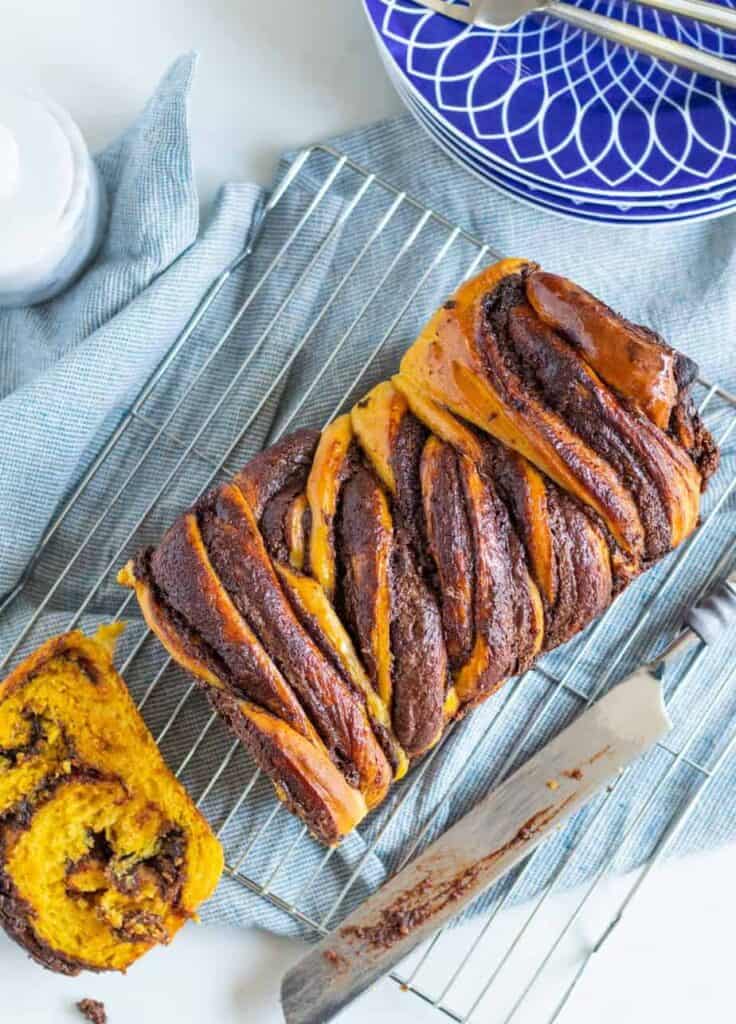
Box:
[1,0,403,206]
[2,843,732,1023]
[1,2,730,1021]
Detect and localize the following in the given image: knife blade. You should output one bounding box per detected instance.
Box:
[281,668,671,1024]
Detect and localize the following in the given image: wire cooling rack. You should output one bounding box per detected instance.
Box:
[1,144,735,1023]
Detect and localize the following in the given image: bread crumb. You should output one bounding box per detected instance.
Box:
[76,999,107,1024]
[546,779,559,791]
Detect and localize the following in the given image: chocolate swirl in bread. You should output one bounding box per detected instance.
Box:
[121,259,718,845]
[0,627,222,974]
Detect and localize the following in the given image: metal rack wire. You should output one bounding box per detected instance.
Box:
[1,144,735,1023]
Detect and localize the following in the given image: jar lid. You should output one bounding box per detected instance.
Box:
[0,89,77,276]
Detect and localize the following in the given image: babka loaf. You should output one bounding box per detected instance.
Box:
[121,259,718,845]
[0,625,223,974]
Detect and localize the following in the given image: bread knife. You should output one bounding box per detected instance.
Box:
[281,572,736,1024]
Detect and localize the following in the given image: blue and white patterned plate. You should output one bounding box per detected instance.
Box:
[395,65,736,220]
[391,57,736,209]
[364,0,736,205]
[406,84,736,221]
[390,58,736,220]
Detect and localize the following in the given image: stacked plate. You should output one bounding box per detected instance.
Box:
[363,0,736,223]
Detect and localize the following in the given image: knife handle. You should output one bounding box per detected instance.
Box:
[652,571,736,669]
[685,573,736,646]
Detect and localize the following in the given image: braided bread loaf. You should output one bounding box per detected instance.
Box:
[120,259,718,845]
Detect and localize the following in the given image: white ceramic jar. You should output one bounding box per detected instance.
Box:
[0,89,106,308]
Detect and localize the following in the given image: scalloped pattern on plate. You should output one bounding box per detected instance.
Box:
[365,0,736,200]
[394,62,736,221]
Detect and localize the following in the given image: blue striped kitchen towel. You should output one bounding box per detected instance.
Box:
[0,52,734,939]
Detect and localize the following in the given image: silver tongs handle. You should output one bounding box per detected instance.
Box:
[419,0,736,89]
[472,0,736,31]
[546,2,736,89]
[631,0,736,31]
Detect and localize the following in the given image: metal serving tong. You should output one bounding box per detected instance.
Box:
[413,0,736,88]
